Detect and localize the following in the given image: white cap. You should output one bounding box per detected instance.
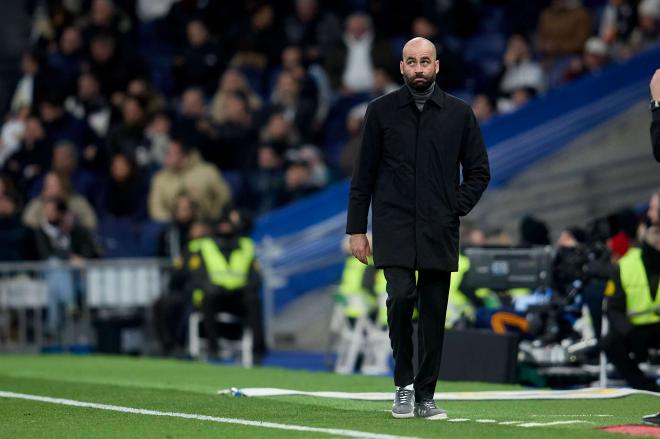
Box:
[639,0,660,19]
[584,37,608,56]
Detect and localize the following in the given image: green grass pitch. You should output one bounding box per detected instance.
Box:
[0,355,657,438]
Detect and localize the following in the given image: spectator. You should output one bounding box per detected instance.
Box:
[260,111,299,149]
[173,19,225,95]
[65,72,112,138]
[537,0,592,59]
[144,112,172,168]
[82,0,133,46]
[29,141,99,207]
[340,13,376,94]
[339,103,367,177]
[9,49,48,114]
[282,158,317,204]
[157,192,197,259]
[284,0,342,63]
[372,67,399,98]
[0,106,30,167]
[628,0,660,54]
[2,116,50,193]
[242,144,287,215]
[472,94,496,123]
[33,196,98,337]
[411,16,465,91]
[600,0,637,46]
[48,26,84,96]
[148,139,232,222]
[85,31,144,99]
[38,91,100,167]
[23,172,97,231]
[232,3,285,72]
[107,94,148,158]
[98,152,148,219]
[498,35,546,99]
[172,87,213,157]
[210,69,262,125]
[270,70,317,143]
[562,37,610,82]
[211,91,258,171]
[0,190,33,261]
[520,215,551,246]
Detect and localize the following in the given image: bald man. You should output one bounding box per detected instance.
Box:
[347,37,490,419]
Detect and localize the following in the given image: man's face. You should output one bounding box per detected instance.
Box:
[400,41,439,91]
[649,193,660,224]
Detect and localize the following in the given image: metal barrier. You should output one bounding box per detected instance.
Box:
[0,259,169,353]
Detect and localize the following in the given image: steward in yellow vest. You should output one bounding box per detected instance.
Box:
[188,212,266,360]
[602,226,660,392]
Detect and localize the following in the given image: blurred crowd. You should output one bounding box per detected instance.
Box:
[1,0,660,264]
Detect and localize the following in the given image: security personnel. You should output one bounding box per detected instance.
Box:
[337,255,380,323]
[189,211,266,360]
[153,219,212,356]
[602,224,660,392]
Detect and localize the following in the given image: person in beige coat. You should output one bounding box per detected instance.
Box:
[148,140,232,222]
[23,172,97,231]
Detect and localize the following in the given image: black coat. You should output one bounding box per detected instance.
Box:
[346,86,490,271]
[652,110,660,162]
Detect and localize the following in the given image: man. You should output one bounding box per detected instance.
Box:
[651,68,660,162]
[189,210,266,362]
[644,70,660,424]
[347,37,490,419]
[602,195,660,393]
[147,139,232,222]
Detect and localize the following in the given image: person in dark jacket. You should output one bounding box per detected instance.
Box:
[346,37,490,420]
[0,190,34,261]
[650,68,660,162]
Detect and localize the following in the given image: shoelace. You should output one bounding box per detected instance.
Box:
[420,400,437,410]
[395,389,413,405]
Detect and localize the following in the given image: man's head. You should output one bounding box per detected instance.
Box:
[78,72,100,101]
[60,26,82,56]
[52,142,79,175]
[42,172,71,198]
[90,32,116,64]
[173,193,196,225]
[181,87,205,118]
[345,13,372,40]
[122,95,146,127]
[91,0,115,26]
[187,19,209,47]
[110,153,135,183]
[400,37,439,91]
[164,140,190,170]
[43,197,68,225]
[0,192,18,219]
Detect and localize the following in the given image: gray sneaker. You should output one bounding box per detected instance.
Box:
[391,387,415,418]
[414,399,447,420]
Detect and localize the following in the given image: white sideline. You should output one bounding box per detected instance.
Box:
[0,390,419,439]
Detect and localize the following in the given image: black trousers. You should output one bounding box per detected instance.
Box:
[202,286,266,358]
[384,267,451,401]
[602,322,660,391]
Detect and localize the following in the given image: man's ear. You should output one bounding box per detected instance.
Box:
[435,59,440,74]
[399,60,404,75]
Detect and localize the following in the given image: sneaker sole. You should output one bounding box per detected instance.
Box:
[391,411,415,418]
[420,413,448,420]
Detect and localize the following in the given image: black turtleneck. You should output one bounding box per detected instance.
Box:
[406,82,435,111]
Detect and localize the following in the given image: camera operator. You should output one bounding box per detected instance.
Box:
[602,191,660,392]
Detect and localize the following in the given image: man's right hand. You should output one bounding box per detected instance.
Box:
[349,234,371,265]
[651,68,660,101]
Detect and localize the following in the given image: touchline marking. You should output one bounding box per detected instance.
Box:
[517,420,591,428]
[498,421,523,425]
[0,391,419,439]
[447,418,470,422]
[475,419,498,423]
[530,414,612,417]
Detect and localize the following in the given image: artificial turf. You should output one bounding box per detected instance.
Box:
[0,355,657,438]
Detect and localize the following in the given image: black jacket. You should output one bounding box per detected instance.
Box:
[652,110,660,162]
[346,86,490,271]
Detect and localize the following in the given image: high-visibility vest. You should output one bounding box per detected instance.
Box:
[193,237,255,291]
[338,257,377,318]
[375,269,388,326]
[446,253,474,327]
[619,247,660,326]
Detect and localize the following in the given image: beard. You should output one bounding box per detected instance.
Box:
[403,71,436,91]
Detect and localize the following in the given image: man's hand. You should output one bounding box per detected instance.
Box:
[349,234,371,265]
[651,68,660,101]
